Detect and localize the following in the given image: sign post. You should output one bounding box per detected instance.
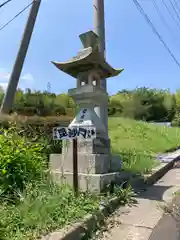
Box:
[72,138,78,196]
[53,126,96,196]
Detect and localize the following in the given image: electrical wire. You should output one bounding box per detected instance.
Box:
[168,0,180,23]
[0,0,12,9]
[172,0,180,15]
[161,0,180,30]
[151,0,174,35]
[151,0,179,45]
[0,0,34,32]
[133,0,180,68]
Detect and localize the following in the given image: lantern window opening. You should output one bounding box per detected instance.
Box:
[80,79,88,86]
[92,79,97,86]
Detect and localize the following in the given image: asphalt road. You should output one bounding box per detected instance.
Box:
[149,195,180,240]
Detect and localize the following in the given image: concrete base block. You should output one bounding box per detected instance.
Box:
[50,153,110,174]
[51,170,121,192]
[49,150,124,193]
[61,137,110,155]
[110,155,123,172]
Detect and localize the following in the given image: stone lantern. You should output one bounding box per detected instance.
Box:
[50,30,124,192]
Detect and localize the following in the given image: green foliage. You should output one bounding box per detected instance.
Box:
[109,117,180,174]
[104,183,136,205]
[0,115,179,238]
[109,87,176,122]
[7,89,75,116]
[0,178,137,240]
[0,128,46,201]
[1,85,180,238]
[119,150,157,174]
[0,87,177,123]
[172,112,180,127]
[0,114,69,157]
[113,184,136,205]
[172,90,180,127]
[0,181,100,240]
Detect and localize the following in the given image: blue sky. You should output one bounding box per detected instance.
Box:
[0,0,180,95]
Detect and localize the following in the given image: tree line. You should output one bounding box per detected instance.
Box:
[0,87,180,126]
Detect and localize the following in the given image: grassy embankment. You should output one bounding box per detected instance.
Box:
[109,117,180,174]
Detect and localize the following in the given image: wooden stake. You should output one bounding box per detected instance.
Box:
[73,138,78,196]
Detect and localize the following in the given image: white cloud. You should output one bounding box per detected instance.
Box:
[0,82,8,91]
[0,69,35,90]
[21,73,34,82]
[4,73,10,80]
[0,68,9,80]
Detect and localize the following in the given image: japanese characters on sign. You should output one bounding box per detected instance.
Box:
[53,126,96,140]
[80,108,87,120]
[77,108,87,124]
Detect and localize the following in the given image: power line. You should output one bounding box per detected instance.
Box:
[168,0,180,23]
[172,0,180,15]
[133,0,180,69]
[151,0,179,44]
[0,1,34,32]
[151,0,174,35]
[0,0,12,9]
[161,0,180,30]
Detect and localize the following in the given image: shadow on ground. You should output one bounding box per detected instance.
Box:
[135,185,173,201]
[135,162,180,202]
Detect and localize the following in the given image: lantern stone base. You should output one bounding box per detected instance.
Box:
[51,170,121,193]
[49,153,122,192]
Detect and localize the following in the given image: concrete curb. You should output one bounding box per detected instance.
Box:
[41,197,124,240]
[162,186,180,204]
[145,157,178,185]
[43,197,125,240]
[41,155,180,240]
[128,157,179,190]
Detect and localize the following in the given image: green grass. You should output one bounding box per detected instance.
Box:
[0,179,134,240]
[0,180,101,240]
[109,117,180,174]
[175,191,180,196]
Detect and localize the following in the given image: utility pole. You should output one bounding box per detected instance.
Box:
[93,0,108,135]
[0,0,41,114]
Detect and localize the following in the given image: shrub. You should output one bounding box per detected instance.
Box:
[0,114,70,156]
[172,112,180,127]
[0,128,47,201]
